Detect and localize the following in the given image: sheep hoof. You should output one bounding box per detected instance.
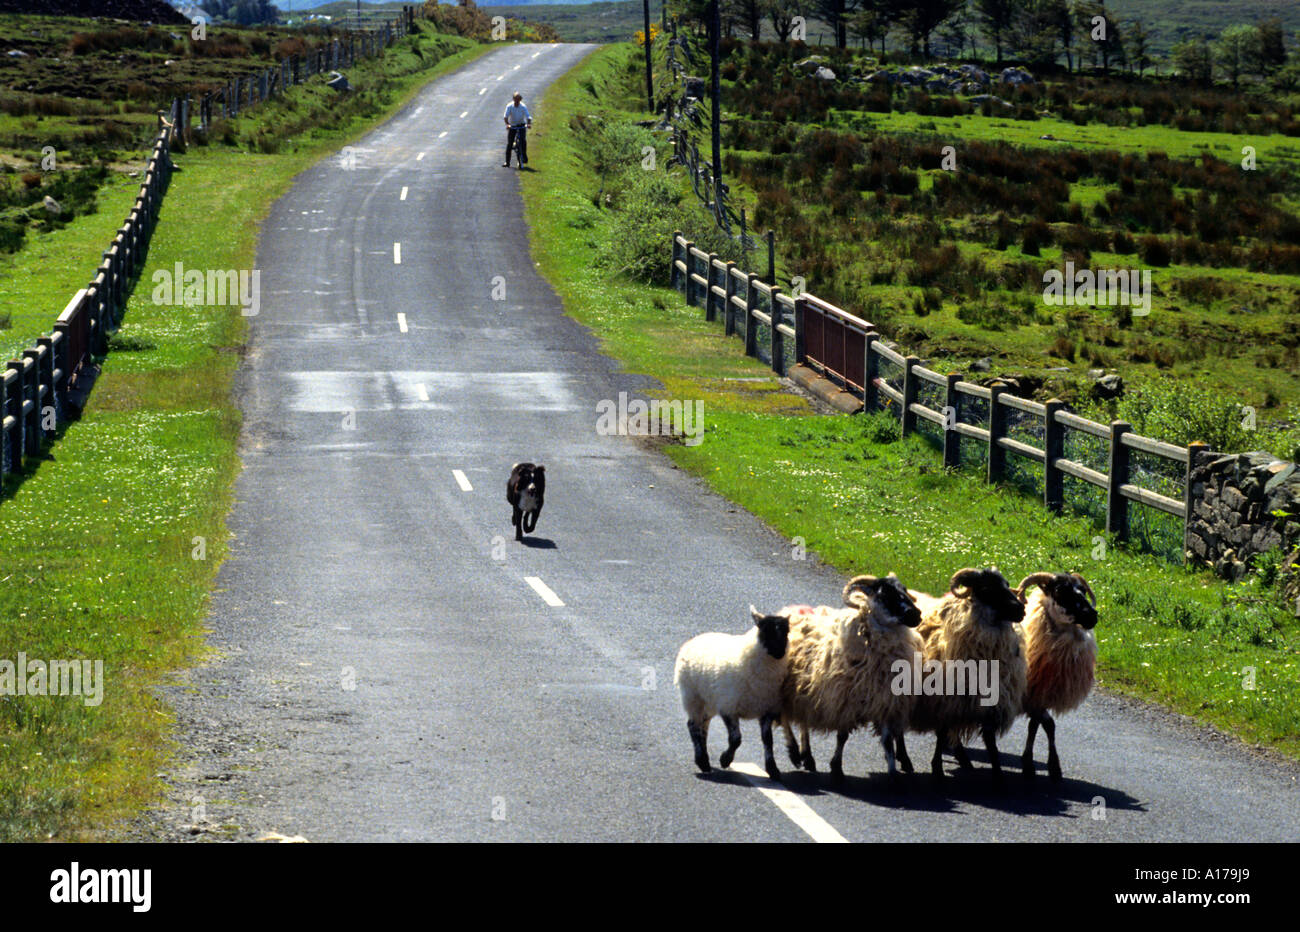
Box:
[694,754,711,774]
[786,744,802,768]
[830,767,845,787]
[801,753,817,772]
[765,761,781,780]
[719,749,735,769]
[1048,763,1063,782]
[1021,755,1036,777]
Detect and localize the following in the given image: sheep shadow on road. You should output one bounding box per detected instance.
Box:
[519,536,556,549]
[927,746,1146,816]
[780,769,959,814]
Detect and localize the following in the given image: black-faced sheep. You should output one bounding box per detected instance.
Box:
[894,567,1027,782]
[674,608,791,779]
[777,574,923,784]
[1016,572,1098,781]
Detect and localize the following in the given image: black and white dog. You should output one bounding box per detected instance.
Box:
[506,463,545,541]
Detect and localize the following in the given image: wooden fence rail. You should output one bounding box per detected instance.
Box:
[671,231,1212,560]
[0,8,419,489]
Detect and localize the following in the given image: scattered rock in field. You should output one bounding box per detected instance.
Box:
[1000,66,1035,85]
[7,49,28,57]
[970,94,1013,108]
[971,357,991,371]
[794,55,829,73]
[1039,133,1058,140]
[326,70,350,92]
[42,195,61,215]
[814,66,836,81]
[1090,373,1124,399]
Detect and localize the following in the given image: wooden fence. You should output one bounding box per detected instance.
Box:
[0,8,419,488]
[671,231,1211,558]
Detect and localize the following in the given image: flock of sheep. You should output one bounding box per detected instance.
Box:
[673,567,1099,787]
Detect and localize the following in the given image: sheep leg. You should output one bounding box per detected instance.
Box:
[781,718,802,768]
[931,728,948,778]
[951,740,975,771]
[1042,712,1062,782]
[687,719,711,773]
[879,728,902,785]
[760,713,781,779]
[1022,714,1041,777]
[981,724,1004,786]
[829,730,850,785]
[799,725,816,772]
[512,506,523,541]
[719,715,743,769]
[894,734,914,774]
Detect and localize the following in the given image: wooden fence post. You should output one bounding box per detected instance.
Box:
[942,373,960,469]
[770,287,784,375]
[793,295,806,367]
[705,253,718,320]
[721,261,736,328]
[744,273,758,358]
[1184,441,1209,564]
[864,331,878,411]
[1107,420,1132,541]
[900,355,919,436]
[670,231,683,291]
[1044,398,1064,513]
[683,240,696,306]
[6,361,25,467]
[987,381,1007,484]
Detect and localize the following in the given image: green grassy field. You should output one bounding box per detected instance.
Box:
[521,42,1300,765]
[0,23,485,841]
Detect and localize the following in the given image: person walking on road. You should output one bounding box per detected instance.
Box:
[503,92,532,168]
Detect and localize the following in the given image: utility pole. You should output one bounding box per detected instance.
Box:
[709,0,722,203]
[643,0,654,111]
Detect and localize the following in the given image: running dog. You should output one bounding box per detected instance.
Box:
[507,463,545,541]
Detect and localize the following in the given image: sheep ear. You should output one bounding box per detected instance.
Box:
[750,605,763,624]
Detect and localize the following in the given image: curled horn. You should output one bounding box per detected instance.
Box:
[1016,572,1057,601]
[948,567,983,597]
[842,574,879,608]
[1070,572,1097,606]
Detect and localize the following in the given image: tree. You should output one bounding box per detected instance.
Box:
[1257,17,1287,75]
[730,0,764,39]
[1172,38,1214,86]
[763,0,806,42]
[976,0,1020,64]
[1128,19,1150,75]
[1216,24,1262,87]
[1012,0,1067,69]
[846,0,896,54]
[896,0,963,59]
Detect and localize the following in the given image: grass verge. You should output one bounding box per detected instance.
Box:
[522,43,1300,763]
[0,28,489,841]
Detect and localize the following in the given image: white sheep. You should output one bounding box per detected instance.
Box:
[777,574,924,783]
[674,607,791,778]
[894,567,1027,782]
[1016,572,1099,781]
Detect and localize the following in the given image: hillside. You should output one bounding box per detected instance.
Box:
[0,0,188,23]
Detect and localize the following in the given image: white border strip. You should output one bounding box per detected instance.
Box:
[524,576,564,607]
[452,469,473,492]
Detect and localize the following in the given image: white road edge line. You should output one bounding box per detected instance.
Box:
[452,469,473,492]
[729,763,850,844]
[524,576,565,607]
[393,242,401,264]
[400,186,408,201]
[396,313,408,333]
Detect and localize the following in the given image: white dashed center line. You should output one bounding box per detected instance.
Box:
[400,186,408,201]
[393,242,401,264]
[396,313,408,333]
[532,51,541,59]
[415,382,429,401]
[729,763,849,843]
[512,65,520,71]
[479,87,487,95]
[459,110,468,118]
[452,469,473,492]
[416,151,425,161]
[524,577,564,607]
[439,131,448,138]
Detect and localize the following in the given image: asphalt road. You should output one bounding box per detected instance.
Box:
[141,43,1299,842]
